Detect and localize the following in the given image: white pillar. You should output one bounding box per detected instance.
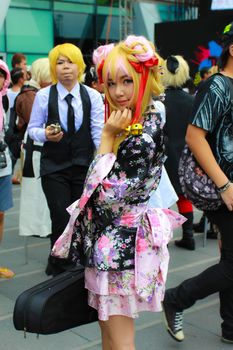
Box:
[0,0,10,31]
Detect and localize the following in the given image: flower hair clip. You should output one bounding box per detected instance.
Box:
[124,35,158,62]
[123,35,158,73]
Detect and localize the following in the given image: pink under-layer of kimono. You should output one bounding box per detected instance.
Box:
[52,151,185,320]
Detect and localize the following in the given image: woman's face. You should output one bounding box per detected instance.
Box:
[107,67,134,111]
[0,73,5,91]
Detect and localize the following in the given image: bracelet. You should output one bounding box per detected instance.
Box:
[217,180,231,193]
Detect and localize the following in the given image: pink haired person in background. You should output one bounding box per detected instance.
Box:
[52,36,185,349]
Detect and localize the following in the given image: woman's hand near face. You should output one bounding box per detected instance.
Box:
[98,108,132,154]
[103,108,132,137]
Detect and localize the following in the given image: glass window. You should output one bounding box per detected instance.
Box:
[54,12,93,38]
[6,8,53,53]
[54,11,119,40]
[98,15,119,40]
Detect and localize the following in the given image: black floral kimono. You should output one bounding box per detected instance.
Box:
[52,102,185,320]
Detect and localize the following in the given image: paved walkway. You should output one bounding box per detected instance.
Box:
[0,185,229,349]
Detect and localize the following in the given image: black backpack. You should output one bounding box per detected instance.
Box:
[5,86,37,159]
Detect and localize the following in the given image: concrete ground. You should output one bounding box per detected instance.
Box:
[0,184,229,350]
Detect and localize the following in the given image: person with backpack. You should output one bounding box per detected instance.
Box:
[162,22,233,344]
[28,43,104,276]
[6,59,50,161]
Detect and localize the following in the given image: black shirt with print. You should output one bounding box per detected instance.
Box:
[191,73,233,181]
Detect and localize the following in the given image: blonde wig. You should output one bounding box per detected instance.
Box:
[30,58,51,88]
[161,55,190,88]
[49,43,86,83]
[97,36,164,119]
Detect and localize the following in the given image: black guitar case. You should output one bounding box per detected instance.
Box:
[13,266,98,335]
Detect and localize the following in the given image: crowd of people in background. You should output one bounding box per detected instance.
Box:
[0,20,232,348]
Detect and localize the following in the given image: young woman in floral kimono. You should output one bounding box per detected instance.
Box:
[52,35,185,349]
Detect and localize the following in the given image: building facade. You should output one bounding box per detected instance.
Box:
[0,0,197,68]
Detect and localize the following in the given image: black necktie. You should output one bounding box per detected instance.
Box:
[65,94,75,136]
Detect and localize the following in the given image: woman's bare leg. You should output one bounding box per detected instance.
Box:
[99,315,135,350]
[99,320,112,350]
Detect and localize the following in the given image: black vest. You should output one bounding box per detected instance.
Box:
[40,84,94,177]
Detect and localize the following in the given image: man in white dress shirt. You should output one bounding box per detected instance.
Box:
[28,43,104,276]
